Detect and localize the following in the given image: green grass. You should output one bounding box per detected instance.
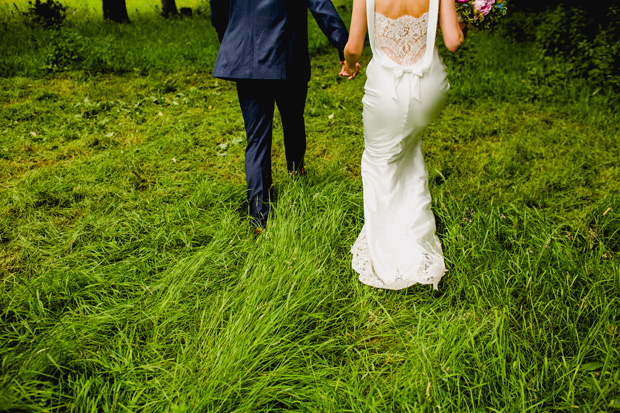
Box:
[1,2,619,411]
[1,0,206,16]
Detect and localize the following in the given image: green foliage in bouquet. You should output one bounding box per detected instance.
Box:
[456,0,508,30]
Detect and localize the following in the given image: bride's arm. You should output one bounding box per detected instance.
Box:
[439,0,465,52]
[342,0,367,79]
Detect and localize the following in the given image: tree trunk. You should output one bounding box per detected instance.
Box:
[102,0,130,23]
[161,0,179,17]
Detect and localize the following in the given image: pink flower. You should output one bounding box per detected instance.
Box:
[473,0,495,15]
[456,0,470,3]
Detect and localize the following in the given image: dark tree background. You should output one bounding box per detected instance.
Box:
[102,0,130,23]
[100,0,183,21]
[161,0,179,17]
[500,0,619,93]
[507,0,619,42]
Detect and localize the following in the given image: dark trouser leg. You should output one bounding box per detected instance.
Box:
[236,80,275,227]
[275,80,308,174]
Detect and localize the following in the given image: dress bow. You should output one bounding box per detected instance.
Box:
[392,66,424,102]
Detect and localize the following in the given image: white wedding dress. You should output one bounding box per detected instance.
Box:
[351,0,449,290]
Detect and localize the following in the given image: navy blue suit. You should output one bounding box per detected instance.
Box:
[210,0,348,227]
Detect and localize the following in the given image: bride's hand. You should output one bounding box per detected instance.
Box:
[339,61,361,80]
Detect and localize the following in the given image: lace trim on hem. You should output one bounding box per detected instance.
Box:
[351,225,446,290]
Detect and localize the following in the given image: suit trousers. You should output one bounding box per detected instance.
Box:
[236,79,308,227]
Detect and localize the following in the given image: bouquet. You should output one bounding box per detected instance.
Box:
[456,0,508,30]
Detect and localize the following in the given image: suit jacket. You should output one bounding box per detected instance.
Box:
[210,0,348,81]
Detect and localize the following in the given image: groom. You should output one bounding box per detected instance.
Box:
[210,0,349,229]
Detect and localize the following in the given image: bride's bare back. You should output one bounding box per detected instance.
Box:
[375,0,430,19]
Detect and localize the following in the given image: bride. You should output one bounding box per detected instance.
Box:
[341,0,465,290]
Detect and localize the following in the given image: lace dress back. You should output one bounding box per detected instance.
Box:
[375,13,429,66]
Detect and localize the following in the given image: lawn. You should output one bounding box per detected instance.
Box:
[0,1,619,411]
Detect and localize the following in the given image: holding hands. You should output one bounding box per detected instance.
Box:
[339,60,361,80]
